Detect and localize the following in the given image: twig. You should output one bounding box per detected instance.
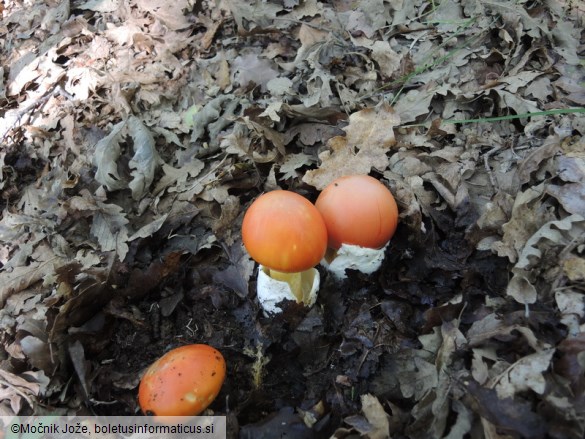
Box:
[0,85,73,145]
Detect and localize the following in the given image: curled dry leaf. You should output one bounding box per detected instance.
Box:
[93,117,161,199]
[127,116,161,200]
[505,214,585,304]
[93,120,127,191]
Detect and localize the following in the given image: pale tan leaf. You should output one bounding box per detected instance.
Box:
[556,289,585,319]
[136,0,191,31]
[78,0,121,13]
[492,183,551,263]
[562,257,585,282]
[91,211,129,261]
[0,243,67,307]
[129,214,169,241]
[517,136,561,183]
[127,116,161,200]
[231,53,279,92]
[75,249,102,270]
[259,101,284,122]
[266,78,293,96]
[516,214,585,270]
[394,88,435,124]
[0,369,42,414]
[547,183,585,217]
[361,394,390,439]
[467,313,545,352]
[64,66,101,100]
[70,191,130,261]
[495,349,555,399]
[472,348,497,385]
[153,161,205,196]
[279,153,313,180]
[221,0,283,32]
[303,105,400,190]
[302,68,335,108]
[444,400,473,439]
[371,41,402,78]
[555,289,584,336]
[93,120,127,191]
[398,355,437,400]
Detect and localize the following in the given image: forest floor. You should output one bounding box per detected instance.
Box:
[1,0,585,438]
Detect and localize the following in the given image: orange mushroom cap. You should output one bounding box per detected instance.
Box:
[315,175,399,250]
[242,190,328,273]
[138,344,226,417]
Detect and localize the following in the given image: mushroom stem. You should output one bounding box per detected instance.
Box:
[257,266,320,314]
[268,269,302,302]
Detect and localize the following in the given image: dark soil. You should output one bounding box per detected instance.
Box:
[51,191,511,437]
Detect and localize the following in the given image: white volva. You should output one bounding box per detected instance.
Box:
[256,265,320,315]
[321,243,387,280]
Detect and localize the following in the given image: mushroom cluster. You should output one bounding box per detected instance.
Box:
[242,175,399,315]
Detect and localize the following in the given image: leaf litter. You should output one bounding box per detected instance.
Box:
[0,0,584,437]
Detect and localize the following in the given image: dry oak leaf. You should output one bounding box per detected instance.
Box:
[0,369,45,414]
[361,394,391,439]
[303,105,400,190]
[495,349,556,399]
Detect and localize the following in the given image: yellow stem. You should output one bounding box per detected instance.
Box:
[268,269,303,302]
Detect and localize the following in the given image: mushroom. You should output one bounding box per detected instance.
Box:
[315,175,399,279]
[138,344,226,417]
[242,190,328,315]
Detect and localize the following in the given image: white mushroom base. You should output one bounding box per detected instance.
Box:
[321,243,387,280]
[256,265,320,315]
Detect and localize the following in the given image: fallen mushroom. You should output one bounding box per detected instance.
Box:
[242,190,328,315]
[315,175,399,279]
[138,344,226,417]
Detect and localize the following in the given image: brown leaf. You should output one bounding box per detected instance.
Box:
[68,340,91,401]
[0,369,43,414]
[467,313,543,351]
[303,104,400,190]
[360,394,390,439]
[547,183,585,217]
[0,244,68,307]
[556,334,585,395]
[20,336,53,374]
[562,257,585,282]
[517,135,561,184]
[279,153,314,180]
[463,380,547,439]
[231,54,279,92]
[494,349,555,399]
